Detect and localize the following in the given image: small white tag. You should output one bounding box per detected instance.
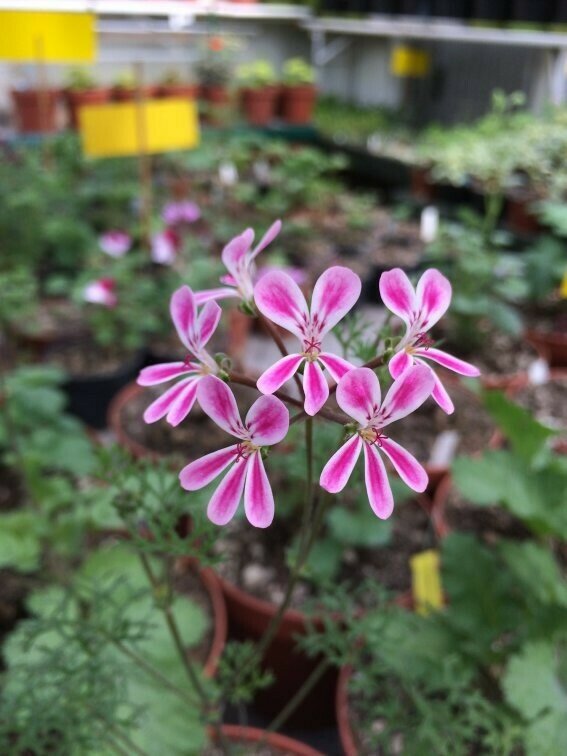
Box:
[528,358,551,386]
[420,206,439,243]
[219,161,238,186]
[253,159,271,185]
[428,430,460,466]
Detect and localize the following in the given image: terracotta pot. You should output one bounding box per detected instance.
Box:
[65,88,111,129]
[431,473,453,539]
[159,83,200,100]
[336,665,358,756]
[11,88,60,133]
[410,165,436,202]
[280,85,317,125]
[216,573,338,727]
[215,725,321,756]
[525,328,567,368]
[183,563,228,679]
[108,381,159,459]
[505,192,543,236]
[112,85,159,102]
[240,86,278,126]
[201,85,230,105]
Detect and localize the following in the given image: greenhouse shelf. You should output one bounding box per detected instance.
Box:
[0,1,312,21]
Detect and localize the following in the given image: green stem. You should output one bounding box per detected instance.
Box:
[483,191,504,243]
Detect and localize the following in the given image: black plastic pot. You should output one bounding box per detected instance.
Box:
[472,0,510,21]
[400,0,433,16]
[511,0,554,22]
[431,0,471,18]
[556,0,567,22]
[367,0,398,12]
[62,351,145,429]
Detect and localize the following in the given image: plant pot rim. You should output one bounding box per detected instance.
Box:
[336,664,358,756]
[195,565,228,678]
[525,327,567,348]
[107,380,160,460]
[214,724,323,755]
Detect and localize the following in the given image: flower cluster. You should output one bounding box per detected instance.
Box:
[138,220,479,528]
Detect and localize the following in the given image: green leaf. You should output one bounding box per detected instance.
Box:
[499,541,567,607]
[483,391,555,465]
[0,511,42,572]
[328,504,393,548]
[303,538,343,583]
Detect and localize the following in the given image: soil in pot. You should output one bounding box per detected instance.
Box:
[45,338,144,429]
[437,485,531,544]
[115,383,258,460]
[461,330,539,383]
[13,298,87,356]
[216,497,435,610]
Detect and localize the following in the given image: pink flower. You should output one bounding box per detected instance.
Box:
[99,230,131,258]
[380,268,480,414]
[162,200,201,226]
[195,220,282,305]
[151,229,181,265]
[137,285,221,426]
[83,278,117,308]
[254,266,361,416]
[179,375,289,528]
[320,366,434,519]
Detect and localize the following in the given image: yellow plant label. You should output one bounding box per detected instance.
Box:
[410,549,443,615]
[0,11,95,62]
[79,99,200,159]
[391,45,431,78]
[560,270,567,299]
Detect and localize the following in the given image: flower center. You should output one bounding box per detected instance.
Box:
[412,332,434,351]
[359,427,388,447]
[302,337,321,362]
[235,441,260,461]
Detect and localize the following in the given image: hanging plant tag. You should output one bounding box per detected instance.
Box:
[79,98,200,159]
[410,549,443,615]
[0,11,95,62]
[390,45,431,78]
[560,270,567,298]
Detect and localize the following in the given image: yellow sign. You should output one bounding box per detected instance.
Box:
[560,270,567,299]
[391,45,431,78]
[410,549,443,615]
[79,99,200,159]
[0,11,95,62]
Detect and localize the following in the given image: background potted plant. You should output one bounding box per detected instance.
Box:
[280,58,317,125]
[64,67,111,130]
[158,69,199,101]
[237,60,279,126]
[111,70,159,102]
[11,84,60,134]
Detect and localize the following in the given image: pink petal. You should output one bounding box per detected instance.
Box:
[415,269,451,330]
[137,362,194,386]
[318,352,356,383]
[245,395,289,446]
[196,300,222,349]
[207,458,248,526]
[380,437,428,493]
[320,434,362,493]
[165,379,199,427]
[379,364,434,427]
[336,367,381,426]
[143,378,196,424]
[379,268,416,324]
[221,228,254,281]
[310,266,361,337]
[429,368,455,415]
[254,270,309,342]
[414,347,480,377]
[250,219,281,260]
[388,350,413,379]
[304,360,329,416]
[170,286,196,351]
[244,453,274,528]
[194,288,239,305]
[197,375,246,438]
[257,354,304,395]
[363,444,394,519]
[179,444,239,490]
[220,275,237,286]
